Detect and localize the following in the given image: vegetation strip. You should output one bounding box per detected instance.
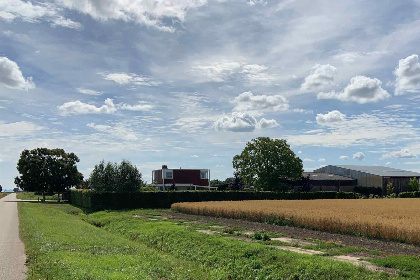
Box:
[167,210,420,256]
[19,202,405,279]
[172,199,420,244]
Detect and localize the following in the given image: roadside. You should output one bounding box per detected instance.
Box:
[20,202,404,279]
[0,193,27,280]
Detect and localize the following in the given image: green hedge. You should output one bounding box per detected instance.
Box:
[70,190,357,211]
[398,191,420,198]
[354,186,383,196]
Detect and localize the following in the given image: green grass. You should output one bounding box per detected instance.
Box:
[17,192,59,200]
[367,256,420,279]
[0,193,9,199]
[19,203,402,279]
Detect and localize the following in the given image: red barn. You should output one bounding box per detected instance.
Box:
[152,165,214,190]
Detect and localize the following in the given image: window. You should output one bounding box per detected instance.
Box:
[200,171,208,179]
[164,170,173,179]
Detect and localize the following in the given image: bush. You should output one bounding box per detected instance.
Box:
[399,191,420,198]
[354,186,383,196]
[70,190,357,211]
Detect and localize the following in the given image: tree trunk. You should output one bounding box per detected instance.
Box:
[57,192,60,203]
[42,192,46,202]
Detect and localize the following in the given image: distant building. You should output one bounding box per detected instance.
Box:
[296,172,357,192]
[314,165,420,194]
[152,165,215,191]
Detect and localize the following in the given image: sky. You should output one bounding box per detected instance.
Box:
[0,0,420,189]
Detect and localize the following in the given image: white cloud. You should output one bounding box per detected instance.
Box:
[301,64,337,92]
[386,162,392,165]
[190,154,199,158]
[102,72,159,86]
[191,61,276,84]
[119,102,154,111]
[192,61,242,82]
[247,0,267,6]
[0,0,82,29]
[58,98,117,115]
[0,121,43,137]
[214,112,278,132]
[318,158,326,163]
[240,64,276,85]
[50,16,82,29]
[58,98,153,115]
[353,152,365,161]
[317,76,390,104]
[297,151,302,154]
[339,155,348,160]
[232,92,289,115]
[287,113,418,147]
[333,51,386,64]
[380,149,417,160]
[86,123,138,141]
[259,118,279,129]
[316,110,346,125]
[56,0,207,32]
[303,158,314,162]
[77,88,103,95]
[394,54,420,95]
[0,57,35,90]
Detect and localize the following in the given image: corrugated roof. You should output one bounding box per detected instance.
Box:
[303,172,355,181]
[333,165,420,177]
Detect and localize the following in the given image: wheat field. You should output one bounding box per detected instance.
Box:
[172,198,420,244]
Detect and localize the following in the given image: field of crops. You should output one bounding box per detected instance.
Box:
[172,198,420,245]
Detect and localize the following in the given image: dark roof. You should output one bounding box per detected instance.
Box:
[303,172,355,181]
[332,165,420,177]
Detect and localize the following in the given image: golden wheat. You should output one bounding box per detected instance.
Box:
[172,198,420,245]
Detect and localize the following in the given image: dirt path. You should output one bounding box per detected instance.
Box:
[0,193,27,280]
[167,211,420,256]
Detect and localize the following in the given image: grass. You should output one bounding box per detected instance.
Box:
[0,193,9,199]
[367,256,420,279]
[172,199,420,244]
[18,203,399,280]
[17,192,59,200]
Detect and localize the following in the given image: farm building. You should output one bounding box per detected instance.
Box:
[295,172,357,192]
[152,165,215,191]
[314,165,420,194]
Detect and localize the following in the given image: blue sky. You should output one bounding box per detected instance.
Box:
[1,0,419,189]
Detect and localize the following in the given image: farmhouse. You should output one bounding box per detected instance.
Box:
[314,165,420,194]
[152,165,215,191]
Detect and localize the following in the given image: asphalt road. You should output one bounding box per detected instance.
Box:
[0,193,27,280]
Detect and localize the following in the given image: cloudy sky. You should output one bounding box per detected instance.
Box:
[1,0,420,188]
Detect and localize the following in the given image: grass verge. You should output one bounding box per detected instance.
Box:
[19,203,403,279]
[0,193,9,199]
[367,256,420,279]
[17,192,58,200]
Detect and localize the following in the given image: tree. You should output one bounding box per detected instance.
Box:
[15,148,81,201]
[0,185,2,192]
[409,177,420,192]
[386,182,394,196]
[89,160,143,193]
[233,137,303,191]
[228,171,244,190]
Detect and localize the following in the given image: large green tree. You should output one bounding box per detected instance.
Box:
[15,148,82,201]
[89,160,143,193]
[233,137,303,191]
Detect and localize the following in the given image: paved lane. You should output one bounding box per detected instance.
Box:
[0,193,27,280]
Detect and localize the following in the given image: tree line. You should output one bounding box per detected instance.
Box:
[15,138,419,198]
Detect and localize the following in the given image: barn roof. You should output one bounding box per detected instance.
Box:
[303,172,355,181]
[331,165,420,177]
